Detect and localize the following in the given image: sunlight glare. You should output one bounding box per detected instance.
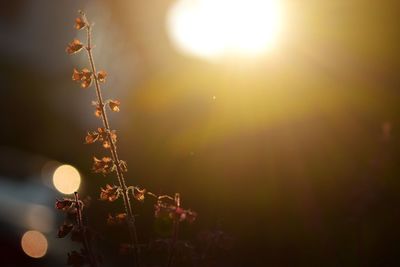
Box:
[52,164,81,194]
[167,0,283,59]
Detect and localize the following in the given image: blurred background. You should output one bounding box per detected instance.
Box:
[0,0,399,266]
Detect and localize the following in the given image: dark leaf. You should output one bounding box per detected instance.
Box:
[58,224,74,238]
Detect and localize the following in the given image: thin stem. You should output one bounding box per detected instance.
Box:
[166,193,180,267]
[74,192,98,267]
[81,11,141,267]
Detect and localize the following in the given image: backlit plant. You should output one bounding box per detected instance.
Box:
[56,10,197,267]
[55,193,99,267]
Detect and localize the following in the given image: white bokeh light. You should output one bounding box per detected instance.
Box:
[167,0,283,59]
[52,165,81,194]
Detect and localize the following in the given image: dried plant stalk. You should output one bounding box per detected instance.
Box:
[74,192,98,267]
[78,11,141,266]
[66,10,197,267]
[55,193,98,267]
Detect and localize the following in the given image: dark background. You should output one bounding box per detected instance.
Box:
[1,0,400,266]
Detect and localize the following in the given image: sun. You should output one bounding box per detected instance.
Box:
[167,0,283,59]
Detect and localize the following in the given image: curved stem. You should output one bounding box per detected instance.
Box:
[81,12,141,267]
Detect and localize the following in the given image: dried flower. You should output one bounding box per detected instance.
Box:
[72,68,83,81]
[183,210,197,223]
[102,140,111,149]
[81,68,92,80]
[98,128,116,148]
[66,39,84,54]
[96,127,106,134]
[55,199,74,211]
[92,156,115,175]
[133,187,146,202]
[109,130,117,144]
[154,202,163,218]
[97,70,107,83]
[85,131,100,144]
[108,100,120,112]
[74,17,86,30]
[85,128,117,148]
[91,101,102,117]
[81,69,92,88]
[100,184,120,202]
[154,200,197,223]
[72,68,93,88]
[95,106,102,117]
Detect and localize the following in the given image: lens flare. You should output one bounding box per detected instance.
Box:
[167,0,283,59]
[52,164,81,194]
[21,230,48,258]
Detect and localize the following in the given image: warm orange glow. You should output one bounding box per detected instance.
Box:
[21,230,48,258]
[167,0,283,59]
[52,164,81,194]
